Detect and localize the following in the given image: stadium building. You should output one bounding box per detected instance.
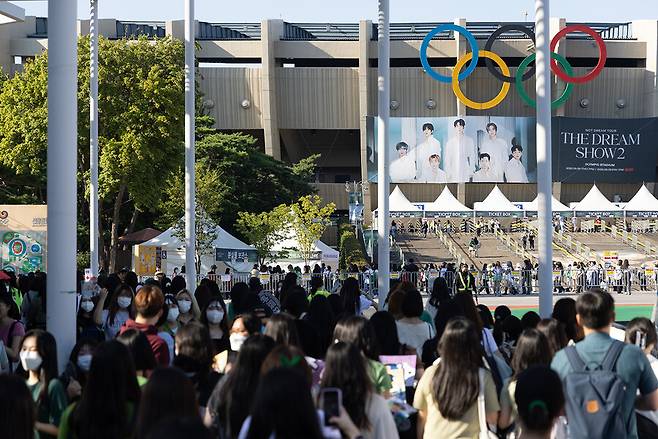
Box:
[1,17,657,218]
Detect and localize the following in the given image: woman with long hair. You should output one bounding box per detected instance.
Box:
[59,340,141,439]
[303,295,335,356]
[136,367,199,439]
[176,289,202,326]
[0,290,24,364]
[426,277,451,321]
[93,284,135,339]
[200,297,230,355]
[498,328,552,432]
[395,289,434,356]
[117,328,157,386]
[263,313,301,349]
[321,342,398,439]
[536,318,568,357]
[333,316,391,396]
[552,297,583,343]
[0,373,36,439]
[20,329,67,439]
[59,338,99,402]
[205,335,275,439]
[413,317,500,439]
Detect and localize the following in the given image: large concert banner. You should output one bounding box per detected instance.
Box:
[366,116,537,184]
[553,117,658,183]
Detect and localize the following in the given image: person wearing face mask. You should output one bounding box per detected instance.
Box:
[76,295,103,342]
[176,288,201,326]
[455,263,476,295]
[119,285,170,366]
[93,285,135,340]
[158,294,180,364]
[229,313,262,353]
[202,298,230,355]
[59,339,99,402]
[20,329,68,439]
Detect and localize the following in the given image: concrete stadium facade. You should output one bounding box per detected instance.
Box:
[2,17,657,217]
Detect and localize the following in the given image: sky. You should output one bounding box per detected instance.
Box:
[10,0,658,23]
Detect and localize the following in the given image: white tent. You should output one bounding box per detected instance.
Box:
[425,186,472,217]
[523,195,572,213]
[572,185,622,216]
[134,220,255,276]
[473,186,522,216]
[374,185,422,217]
[623,185,658,213]
[271,232,339,268]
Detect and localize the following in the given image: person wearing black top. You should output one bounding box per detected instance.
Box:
[455,264,476,295]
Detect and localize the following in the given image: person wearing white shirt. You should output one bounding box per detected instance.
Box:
[389,141,416,182]
[472,153,498,182]
[444,118,476,183]
[504,142,529,183]
[424,154,448,183]
[415,122,442,181]
[479,122,509,182]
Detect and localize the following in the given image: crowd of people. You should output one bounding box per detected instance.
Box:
[2,266,658,438]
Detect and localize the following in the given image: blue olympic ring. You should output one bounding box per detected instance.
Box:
[420,23,479,84]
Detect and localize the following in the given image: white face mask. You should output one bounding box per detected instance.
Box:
[178,300,192,314]
[167,307,180,322]
[77,354,92,372]
[206,309,224,324]
[80,301,94,313]
[20,351,42,371]
[229,333,247,352]
[117,297,132,309]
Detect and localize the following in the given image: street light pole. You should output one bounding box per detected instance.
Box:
[89,0,99,276]
[184,0,197,287]
[376,0,390,305]
[535,0,554,317]
[48,0,78,371]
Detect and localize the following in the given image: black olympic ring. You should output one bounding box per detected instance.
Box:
[484,24,536,83]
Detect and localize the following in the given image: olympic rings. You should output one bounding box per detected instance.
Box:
[550,24,607,84]
[420,23,479,83]
[419,23,606,108]
[452,50,511,110]
[484,24,536,83]
[516,52,574,109]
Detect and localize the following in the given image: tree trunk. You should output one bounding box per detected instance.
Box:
[122,208,139,251]
[98,211,108,273]
[108,184,126,274]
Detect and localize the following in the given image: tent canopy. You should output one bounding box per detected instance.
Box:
[623,185,658,212]
[523,195,571,213]
[573,185,622,212]
[425,187,472,215]
[474,186,522,213]
[374,186,422,216]
[140,222,253,251]
[271,232,339,266]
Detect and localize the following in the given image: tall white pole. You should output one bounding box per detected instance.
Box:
[89,0,99,276]
[535,0,553,317]
[47,0,78,371]
[376,0,390,304]
[184,0,197,287]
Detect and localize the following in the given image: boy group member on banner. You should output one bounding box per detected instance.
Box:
[389,141,416,182]
[472,153,498,182]
[424,154,448,183]
[415,123,442,181]
[479,122,509,182]
[444,119,476,183]
[504,139,529,183]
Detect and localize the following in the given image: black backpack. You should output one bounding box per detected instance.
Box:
[563,340,628,439]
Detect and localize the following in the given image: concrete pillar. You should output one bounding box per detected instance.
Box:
[553,181,562,201]
[359,20,373,225]
[261,19,283,160]
[633,20,658,117]
[551,18,567,116]
[454,18,467,116]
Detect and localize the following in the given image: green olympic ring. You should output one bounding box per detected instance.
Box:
[515,52,574,109]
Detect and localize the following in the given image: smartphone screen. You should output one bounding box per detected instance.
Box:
[321,388,341,426]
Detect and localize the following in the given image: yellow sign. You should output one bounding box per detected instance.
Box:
[645,269,655,277]
[133,245,158,276]
[390,272,400,280]
[603,251,618,261]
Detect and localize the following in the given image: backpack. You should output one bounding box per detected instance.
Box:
[563,340,628,439]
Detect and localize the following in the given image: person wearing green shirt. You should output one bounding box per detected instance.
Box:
[20,330,68,439]
[58,340,140,439]
[308,277,330,303]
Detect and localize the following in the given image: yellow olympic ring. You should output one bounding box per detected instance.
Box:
[451,50,510,110]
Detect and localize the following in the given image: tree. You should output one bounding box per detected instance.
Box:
[172,206,218,275]
[289,195,336,266]
[236,204,290,265]
[0,36,186,272]
[157,132,316,234]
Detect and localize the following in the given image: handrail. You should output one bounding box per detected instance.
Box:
[523,223,596,264]
[608,224,658,256]
[492,228,538,265]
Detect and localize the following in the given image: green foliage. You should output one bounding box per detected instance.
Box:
[158,132,315,233]
[291,153,320,182]
[172,206,218,272]
[338,223,369,270]
[236,204,290,265]
[289,195,336,265]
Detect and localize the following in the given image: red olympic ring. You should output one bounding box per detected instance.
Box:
[550,24,607,84]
